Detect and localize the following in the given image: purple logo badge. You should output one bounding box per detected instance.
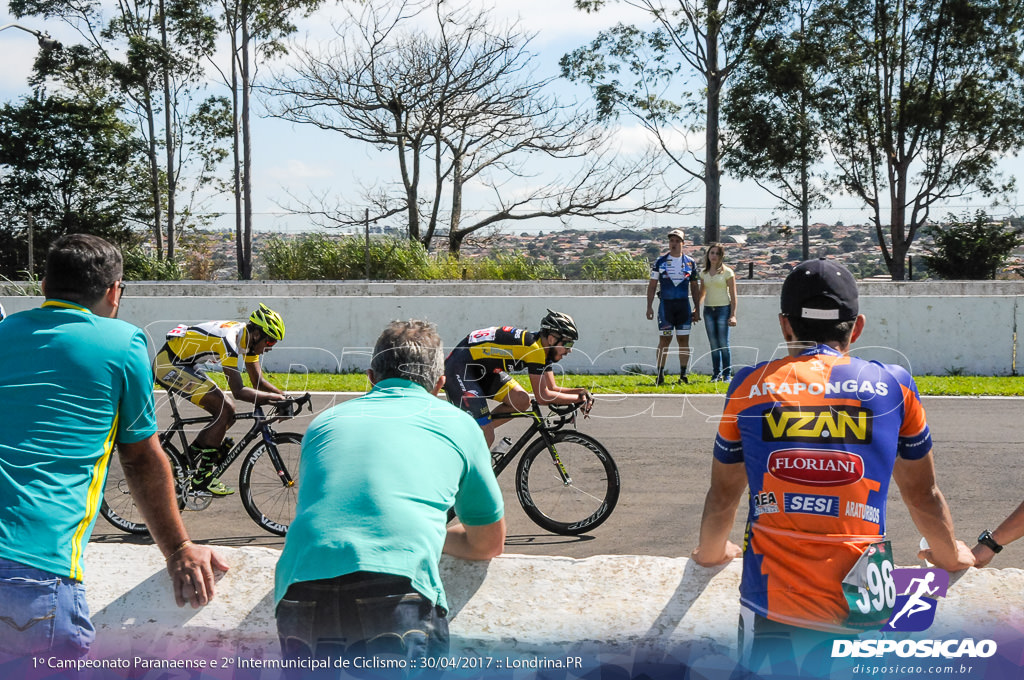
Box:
[884,568,949,632]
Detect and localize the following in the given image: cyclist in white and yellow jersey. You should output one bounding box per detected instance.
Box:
[153,303,287,495]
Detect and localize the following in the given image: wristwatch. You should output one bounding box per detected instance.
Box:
[978,529,1003,553]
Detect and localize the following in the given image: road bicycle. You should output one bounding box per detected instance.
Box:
[485,400,620,536]
[100,392,313,537]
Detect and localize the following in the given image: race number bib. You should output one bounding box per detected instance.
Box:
[842,540,896,629]
[468,327,498,344]
[167,323,189,338]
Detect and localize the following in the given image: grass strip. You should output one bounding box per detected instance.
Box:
[188,372,1024,397]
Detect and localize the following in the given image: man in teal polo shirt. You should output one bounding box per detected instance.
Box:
[0,234,227,662]
[276,319,505,669]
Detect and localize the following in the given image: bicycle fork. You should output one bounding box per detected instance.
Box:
[536,429,572,486]
[262,428,296,487]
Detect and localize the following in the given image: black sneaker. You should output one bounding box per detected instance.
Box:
[678,374,689,384]
[655,370,666,386]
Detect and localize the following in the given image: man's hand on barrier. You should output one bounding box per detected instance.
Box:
[166,540,231,608]
[918,539,975,573]
[690,541,742,567]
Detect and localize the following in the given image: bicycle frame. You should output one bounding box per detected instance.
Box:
[489,401,578,481]
[161,394,295,485]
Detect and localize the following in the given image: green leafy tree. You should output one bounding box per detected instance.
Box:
[722,0,829,261]
[924,211,1023,279]
[203,0,322,278]
[561,0,788,244]
[813,0,1024,280]
[0,94,149,277]
[11,0,230,262]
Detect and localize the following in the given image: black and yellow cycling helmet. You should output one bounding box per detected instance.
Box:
[249,303,286,341]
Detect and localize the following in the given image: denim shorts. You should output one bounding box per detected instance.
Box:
[0,557,94,661]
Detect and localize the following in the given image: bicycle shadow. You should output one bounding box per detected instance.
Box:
[504,533,596,547]
[90,534,285,548]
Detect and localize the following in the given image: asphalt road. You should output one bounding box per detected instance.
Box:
[91,393,1024,569]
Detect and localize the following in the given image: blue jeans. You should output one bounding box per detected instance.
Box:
[0,557,94,661]
[277,572,449,678]
[703,305,732,379]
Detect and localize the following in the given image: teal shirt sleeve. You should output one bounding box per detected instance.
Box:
[116,329,158,444]
[453,424,504,526]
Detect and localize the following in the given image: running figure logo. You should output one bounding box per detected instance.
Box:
[884,568,950,632]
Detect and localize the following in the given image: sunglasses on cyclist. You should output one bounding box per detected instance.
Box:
[559,337,575,349]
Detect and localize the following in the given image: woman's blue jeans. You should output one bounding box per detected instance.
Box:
[703,305,732,379]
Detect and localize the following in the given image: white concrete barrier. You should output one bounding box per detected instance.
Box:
[3,280,1022,376]
[79,544,1024,674]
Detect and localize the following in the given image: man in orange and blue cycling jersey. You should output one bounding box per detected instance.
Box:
[444,309,594,447]
[692,259,974,677]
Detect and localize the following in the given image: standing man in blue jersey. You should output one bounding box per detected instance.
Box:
[0,235,227,663]
[646,228,701,385]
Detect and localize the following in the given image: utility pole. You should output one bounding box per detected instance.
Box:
[26,211,34,276]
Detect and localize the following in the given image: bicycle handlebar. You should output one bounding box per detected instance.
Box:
[270,392,313,418]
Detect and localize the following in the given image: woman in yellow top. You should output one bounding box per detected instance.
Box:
[698,243,738,381]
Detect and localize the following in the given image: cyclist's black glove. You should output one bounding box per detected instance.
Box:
[579,389,594,417]
[274,400,297,417]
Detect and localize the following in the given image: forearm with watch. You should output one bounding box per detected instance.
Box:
[974,499,1024,565]
[977,529,1003,553]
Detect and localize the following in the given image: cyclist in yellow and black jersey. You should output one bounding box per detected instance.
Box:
[153,303,287,495]
[444,309,594,447]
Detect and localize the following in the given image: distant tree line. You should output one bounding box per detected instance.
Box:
[3,0,1024,281]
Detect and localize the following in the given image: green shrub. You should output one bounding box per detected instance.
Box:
[122,246,183,281]
[261,236,564,280]
[579,251,649,280]
[924,211,1024,280]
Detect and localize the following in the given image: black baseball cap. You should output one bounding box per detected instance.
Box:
[781,259,859,321]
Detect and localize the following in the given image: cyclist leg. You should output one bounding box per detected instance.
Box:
[444,367,498,445]
[193,388,236,450]
[152,358,235,496]
[189,387,236,495]
[485,377,531,445]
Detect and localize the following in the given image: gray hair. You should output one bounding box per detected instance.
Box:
[370,320,444,390]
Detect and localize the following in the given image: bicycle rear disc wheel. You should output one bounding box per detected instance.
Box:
[239,432,303,536]
[515,432,620,536]
[100,442,187,535]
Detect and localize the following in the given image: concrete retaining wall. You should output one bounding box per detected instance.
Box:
[81,544,1024,672]
[2,280,1022,375]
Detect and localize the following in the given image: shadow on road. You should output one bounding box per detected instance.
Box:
[504,533,595,547]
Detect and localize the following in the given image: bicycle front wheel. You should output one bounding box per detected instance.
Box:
[238,432,303,536]
[515,431,620,536]
[100,442,187,535]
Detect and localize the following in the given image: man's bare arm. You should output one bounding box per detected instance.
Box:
[893,454,974,572]
[692,458,747,566]
[444,519,506,560]
[119,435,230,607]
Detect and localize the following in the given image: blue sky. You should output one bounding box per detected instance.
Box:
[2,0,1021,236]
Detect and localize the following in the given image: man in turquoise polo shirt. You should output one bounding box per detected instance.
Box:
[0,234,228,662]
[276,319,505,669]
